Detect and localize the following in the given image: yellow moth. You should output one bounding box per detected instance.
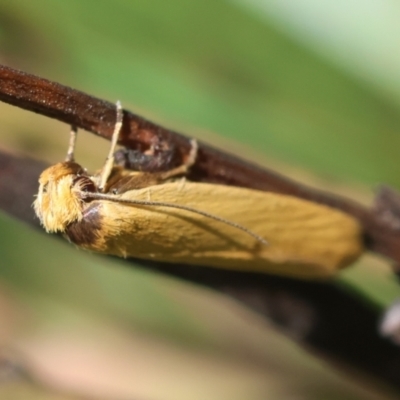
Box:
[34,102,363,279]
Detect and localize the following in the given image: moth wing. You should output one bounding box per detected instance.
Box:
[91,182,363,278]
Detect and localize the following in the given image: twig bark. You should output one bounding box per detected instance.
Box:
[1,64,400,267]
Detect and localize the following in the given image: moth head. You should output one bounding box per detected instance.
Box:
[34,162,93,233]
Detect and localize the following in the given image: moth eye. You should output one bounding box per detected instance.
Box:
[72,176,96,193]
[112,188,118,195]
[42,183,48,193]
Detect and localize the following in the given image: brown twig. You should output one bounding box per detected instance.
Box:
[0,64,400,267]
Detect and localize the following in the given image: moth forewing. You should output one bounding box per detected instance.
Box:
[71,181,362,278]
[34,102,364,279]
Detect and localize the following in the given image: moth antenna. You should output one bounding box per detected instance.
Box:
[82,192,268,245]
[65,125,78,162]
[98,101,124,191]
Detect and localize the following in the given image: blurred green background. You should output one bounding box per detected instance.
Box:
[0,1,400,399]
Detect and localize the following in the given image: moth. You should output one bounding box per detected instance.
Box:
[34,102,363,278]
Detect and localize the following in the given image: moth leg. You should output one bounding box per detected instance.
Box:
[177,177,187,192]
[113,144,175,172]
[105,139,197,194]
[159,139,198,180]
[65,125,78,162]
[185,139,198,167]
[98,101,124,191]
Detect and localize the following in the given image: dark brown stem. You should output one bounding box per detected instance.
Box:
[0,64,399,267]
[1,150,400,389]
